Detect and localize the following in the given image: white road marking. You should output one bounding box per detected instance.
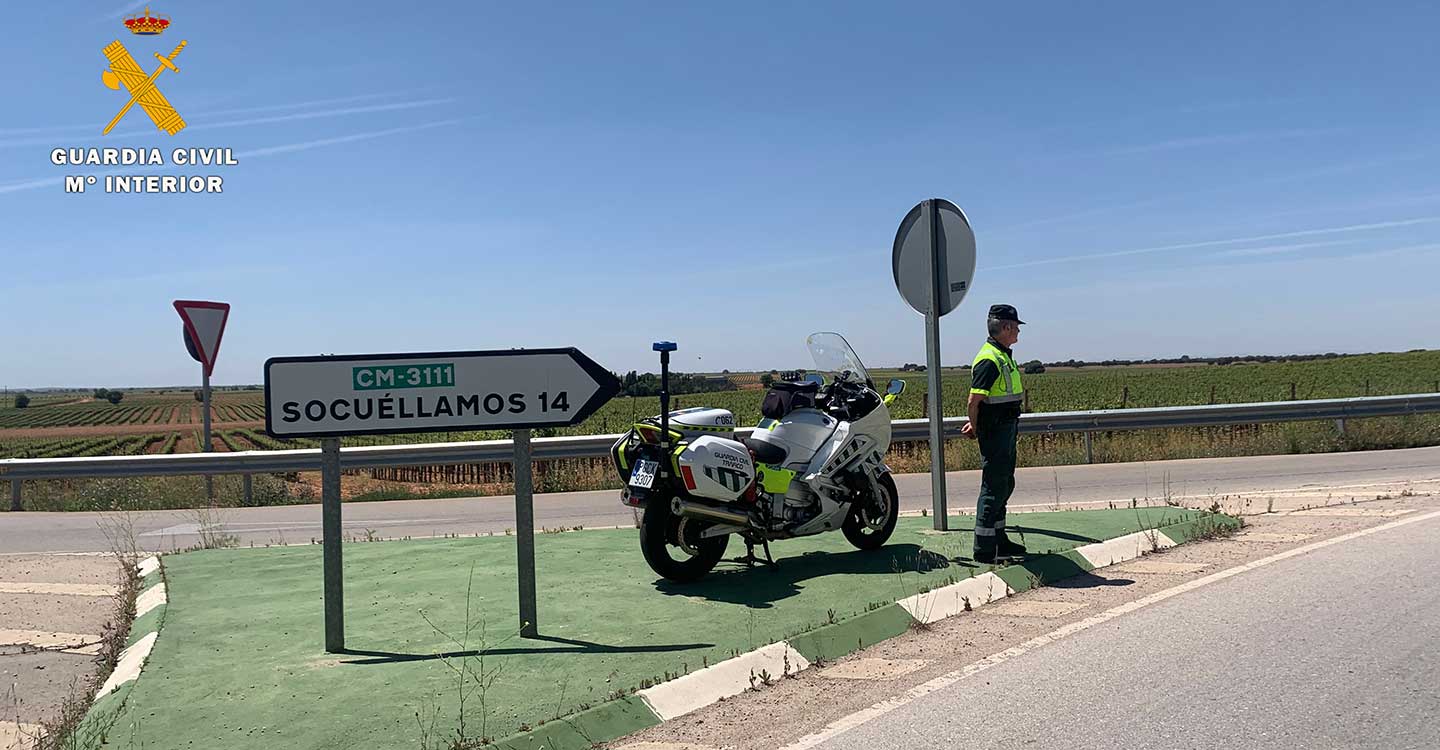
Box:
[817,659,930,681]
[613,737,720,742]
[0,629,103,655]
[1286,508,1416,517]
[1113,560,1210,575]
[94,631,157,701]
[0,581,116,597]
[774,508,1440,750]
[1,721,43,750]
[981,600,1088,618]
[1233,532,1315,543]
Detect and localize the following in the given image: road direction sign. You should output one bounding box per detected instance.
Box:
[173,300,230,377]
[264,348,621,438]
[892,198,976,317]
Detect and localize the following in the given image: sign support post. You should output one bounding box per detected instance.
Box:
[321,437,344,653]
[891,198,977,533]
[202,367,214,500]
[513,428,538,637]
[173,300,230,501]
[263,347,619,651]
[924,203,948,529]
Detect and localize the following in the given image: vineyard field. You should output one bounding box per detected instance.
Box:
[1,352,1437,460]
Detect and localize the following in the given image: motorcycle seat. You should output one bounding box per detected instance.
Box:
[744,437,787,465]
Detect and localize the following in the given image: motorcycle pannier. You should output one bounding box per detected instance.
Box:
[761,381,819,419]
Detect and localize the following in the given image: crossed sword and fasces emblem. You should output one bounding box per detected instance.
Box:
[101,39,188,135]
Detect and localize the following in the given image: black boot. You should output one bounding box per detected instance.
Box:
[997,531,1027,558]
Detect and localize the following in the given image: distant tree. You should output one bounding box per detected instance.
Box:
[194,389,204,402]
[106,391,124,404]
[93,388,109,400]
[14,394,29,408]
[1022,360,1046,374]
[760,373,775,388]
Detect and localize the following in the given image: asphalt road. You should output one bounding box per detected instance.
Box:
[812,508,1440,750]
[1,446,1437,554]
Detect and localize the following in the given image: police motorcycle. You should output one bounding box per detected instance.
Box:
[611,332,906,582]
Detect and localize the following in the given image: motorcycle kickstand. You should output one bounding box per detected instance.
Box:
[760,537,778,571]
[736,541,759,568]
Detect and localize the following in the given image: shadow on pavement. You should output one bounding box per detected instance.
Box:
[336,634,714,665]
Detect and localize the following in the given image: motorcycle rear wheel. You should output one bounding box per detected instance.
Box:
[640,502,730,582]
[842,472,899,550]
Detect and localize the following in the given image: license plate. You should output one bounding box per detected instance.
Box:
[629,459,658,489]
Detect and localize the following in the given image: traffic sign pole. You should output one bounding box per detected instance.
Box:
[924,201,948,530]
[513,428,538,638]
[891,198,976,534]
[321,437,344,653]
[202,367,213,501]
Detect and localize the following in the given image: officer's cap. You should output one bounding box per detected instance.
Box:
[988,304,1026,324]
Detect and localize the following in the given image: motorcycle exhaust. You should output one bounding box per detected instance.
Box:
[671,497,752,527]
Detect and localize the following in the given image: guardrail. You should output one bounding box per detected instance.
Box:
[4,392,1439,510]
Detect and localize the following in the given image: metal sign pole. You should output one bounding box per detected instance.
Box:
[202,367,214,501]
[925,200,949,531]
[513,428,538,637]
[321,438,344,652]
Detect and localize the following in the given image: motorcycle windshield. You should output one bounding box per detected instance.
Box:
[806,332,871,386]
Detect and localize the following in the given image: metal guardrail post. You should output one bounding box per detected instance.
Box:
[9,479,19,512]
[321,439,344,653]
[1083,431,1094,464]
[242,474,253,505]
[1336,418,1346,435]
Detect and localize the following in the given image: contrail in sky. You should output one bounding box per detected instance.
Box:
[989,217,1440,270]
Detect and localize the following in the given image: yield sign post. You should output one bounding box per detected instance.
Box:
[263,348,620,649]
[892,199,976,531]
[174,300,230,501]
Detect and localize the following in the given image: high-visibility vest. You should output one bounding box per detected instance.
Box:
[970,341,1024,405]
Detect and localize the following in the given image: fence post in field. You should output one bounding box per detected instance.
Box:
[1083,431,1094,464]
[242,473,253,505]
[1209,385,1216,405]
[1121,387,1128,409]
[9,479,20,512]
[922,392,929,415]
[1290,382,1297,401]
[1365,379,1370,396]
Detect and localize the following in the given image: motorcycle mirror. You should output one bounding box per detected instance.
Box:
[886,379,906,396]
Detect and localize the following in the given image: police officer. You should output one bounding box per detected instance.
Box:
[961,304,1027,563]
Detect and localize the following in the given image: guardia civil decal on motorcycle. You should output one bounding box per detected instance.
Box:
[611,333,906,582]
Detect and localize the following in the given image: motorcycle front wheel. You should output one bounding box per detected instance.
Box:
[640,502,730,582]
[842,472,900,550]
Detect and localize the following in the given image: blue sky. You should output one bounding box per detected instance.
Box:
[3,1,1439,388]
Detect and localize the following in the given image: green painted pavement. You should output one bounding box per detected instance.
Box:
[93,508,1209,750]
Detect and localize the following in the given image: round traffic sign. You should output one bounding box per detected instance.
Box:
[891,198,976,317]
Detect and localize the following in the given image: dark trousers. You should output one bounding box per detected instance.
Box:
[974,415,1019,553]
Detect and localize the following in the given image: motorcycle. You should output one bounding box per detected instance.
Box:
[611,332,906,582]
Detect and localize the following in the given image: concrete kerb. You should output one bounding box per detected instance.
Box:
[79,555,168,742]
[487,514,1235,749]
[79,515,1233,750]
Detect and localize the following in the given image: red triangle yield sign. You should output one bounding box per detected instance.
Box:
[174,300,231,377]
